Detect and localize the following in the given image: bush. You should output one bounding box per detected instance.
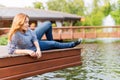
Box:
[0,35,8,45]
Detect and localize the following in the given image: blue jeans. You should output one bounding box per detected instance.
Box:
[34,21,75,51]
[35,21,53,40]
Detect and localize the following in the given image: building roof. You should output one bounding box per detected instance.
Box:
[0,7,81,21]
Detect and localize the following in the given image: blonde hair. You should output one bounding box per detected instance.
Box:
[8,13,29,41]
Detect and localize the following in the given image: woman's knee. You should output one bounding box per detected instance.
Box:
[35,21,52,31]
[44,21,51,25]
[43,21,52,27]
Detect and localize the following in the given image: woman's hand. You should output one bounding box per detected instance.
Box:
[35,49,42,59]
[27,50,37,57]
[33,41,42,58]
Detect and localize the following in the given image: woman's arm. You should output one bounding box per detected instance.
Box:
[14,49,35,55]
[8,33,37,57]
[14,49,39,57]
[33,41,42,58]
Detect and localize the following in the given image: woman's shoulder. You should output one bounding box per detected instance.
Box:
[12,31,22,38]
[14,31,21,36]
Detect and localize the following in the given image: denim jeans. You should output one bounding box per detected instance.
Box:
[34,21,53,40]
[34,21,75,51]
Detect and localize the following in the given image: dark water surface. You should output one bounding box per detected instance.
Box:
[22,43,120,80]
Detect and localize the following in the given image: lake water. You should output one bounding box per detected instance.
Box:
[22,43,120,80]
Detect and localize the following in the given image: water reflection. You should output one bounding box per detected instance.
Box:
[81,43,120,80]
[22,43,120,80]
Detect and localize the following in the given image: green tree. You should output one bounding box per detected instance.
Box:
[110,0,120,25]
[92,0,100,13]
[33,1,44,9]
[47,0,67,12]
[117,0,120,10]
[83,0,104,26]
[46,0,119,26]
[111,10,120,25]
[101,1,112,16]
[65,0,85,15]
[47,0,85,15]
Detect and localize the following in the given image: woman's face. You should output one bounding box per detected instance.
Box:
[21,17,29,31]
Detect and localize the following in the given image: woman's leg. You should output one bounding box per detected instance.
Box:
[38,40,75,51]
[34,21,53,40]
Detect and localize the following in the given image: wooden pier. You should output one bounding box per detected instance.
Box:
[0,48,82,80]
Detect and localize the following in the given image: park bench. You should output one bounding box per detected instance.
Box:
[0,48,82,80]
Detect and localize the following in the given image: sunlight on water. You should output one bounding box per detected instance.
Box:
[81,43,120,80]
[22,43,120,80]
[97,38,120,43]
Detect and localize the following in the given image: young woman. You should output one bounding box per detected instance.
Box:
[8,13,81,58]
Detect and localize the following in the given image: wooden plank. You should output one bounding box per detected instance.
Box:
[0,48,82,80]
[1,62,82,80]
[0,56,81,79]
[0,48,81,68]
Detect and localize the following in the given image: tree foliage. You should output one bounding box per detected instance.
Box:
[101,2,111,16]
[33,1,44,9]
[47,0,85,15]
[33,0,120,26]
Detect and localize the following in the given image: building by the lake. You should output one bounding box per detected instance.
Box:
[0,7,82,28]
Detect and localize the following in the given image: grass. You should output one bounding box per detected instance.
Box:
[63,38,120,44]
[82,39,104,44]
[0,35,8,45]
[63,39,104,44]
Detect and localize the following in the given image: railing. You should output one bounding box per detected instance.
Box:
[50,26,120,40]
[1,26,120,40]
[0,28,9,35]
